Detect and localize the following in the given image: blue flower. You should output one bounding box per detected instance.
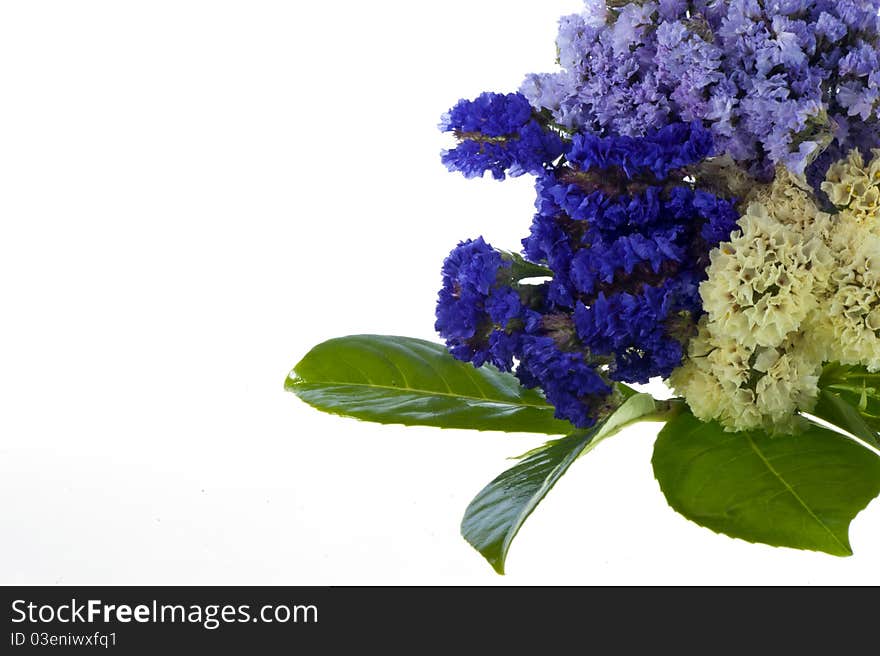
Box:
[438,122,739,425]
[516,334,611,428]
[440,92,533,137]
[567,123,715,180]
[440,92,566,180]
[573,278,696,384]
[435,237,555,372]
[435,238,519,370]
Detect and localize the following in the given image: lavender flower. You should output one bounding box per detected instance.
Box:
[521,0,880,182]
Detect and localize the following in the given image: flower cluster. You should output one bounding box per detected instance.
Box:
[521,0,880,183]
[818,150,880,372]
[440,92,566,180]
[436,123,739,427]
[670,174,832,431]
[434,237,525,370]
[672,157,880,432]
[437,1,880,435]
[822,148,880,224]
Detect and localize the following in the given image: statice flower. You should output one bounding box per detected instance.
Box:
[565,122,716,180]
[670,318,823,433]
[817,227,880,372]
[440,92,566,180]
[822,149,880,224]
[523,124,738,385]
[521,0,880,183]
[672,174,832,431]
[516,332,614,429]
[437,123,738,427]
[673,159,880,432]
[813,152,880,371]
[699,204,830,349]
[435,237,529,371]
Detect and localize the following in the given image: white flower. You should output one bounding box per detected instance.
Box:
[823,229,880,371]
[821,149,880,228]
[670,318,821,433]
[699,201,828,349]
[671,151,880,432]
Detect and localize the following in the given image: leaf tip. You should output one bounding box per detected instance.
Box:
[461,524,509,575]
[824,535,854,558]
[283,371,301,392]
[473,544,508,575]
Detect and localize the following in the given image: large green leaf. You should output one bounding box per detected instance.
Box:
[286,335,572,434]
[819,363,880,437]
[653,409,880,556]
[462,393,661,574]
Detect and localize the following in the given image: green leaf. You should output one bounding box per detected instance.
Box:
[810,389,880,450]
[286,335,573,434]
[462,393,661,574]
[819,363,880,435]
[653,409,880,557]
[499,250,552,280]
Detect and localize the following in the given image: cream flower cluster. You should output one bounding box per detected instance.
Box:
[672,153,880,433]
[822,149,880,225]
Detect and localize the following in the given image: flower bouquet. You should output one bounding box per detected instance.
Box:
[287,0,880,573]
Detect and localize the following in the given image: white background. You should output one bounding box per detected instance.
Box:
[2,0,879,585]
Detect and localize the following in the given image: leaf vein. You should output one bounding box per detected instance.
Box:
[745,435,848,554]
[293,381,554,410]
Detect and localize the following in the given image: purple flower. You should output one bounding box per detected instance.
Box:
[519,0,880,181]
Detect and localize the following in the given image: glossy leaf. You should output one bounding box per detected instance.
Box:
[462,393,661,574]
[653,409,880,557]
[286,335,573,434]
[500,250,552,280]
